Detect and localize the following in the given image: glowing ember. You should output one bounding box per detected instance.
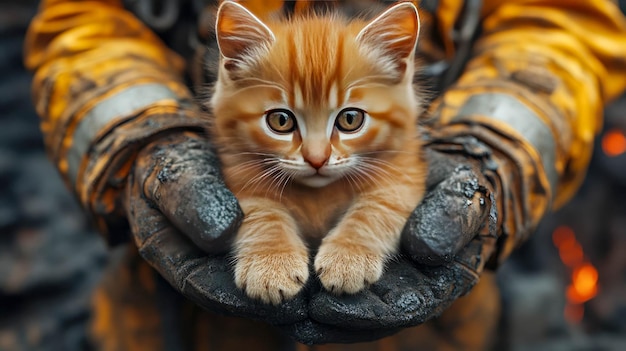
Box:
[566,263,598,304]
[552,226,599,323]
[601,129,626,157]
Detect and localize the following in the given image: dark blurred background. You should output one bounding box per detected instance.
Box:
[1,1,625,350]
[0,2,108,350]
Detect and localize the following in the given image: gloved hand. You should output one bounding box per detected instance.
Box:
[123,128,502,345]
[124,130,309,325]
[290,136,503,345]
[283,239,490,345]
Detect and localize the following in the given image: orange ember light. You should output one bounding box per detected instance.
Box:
[552,226,575,248]
[567,264,598,304]
[560,244,584,267]
[602,129,626,157]
[552,226,582,268]
[552,226,599,324]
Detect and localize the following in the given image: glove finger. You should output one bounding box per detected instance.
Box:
[379,238,485,328]
[402,165,490,265]
[309,240,484,330]
[422,136,495,189]
[422,147,464,189]
[137,134,243,254]
[126,180,307,325]
[281,319,401,345]
[309,260,430,329]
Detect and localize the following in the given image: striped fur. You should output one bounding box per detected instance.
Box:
[210,1,426,304]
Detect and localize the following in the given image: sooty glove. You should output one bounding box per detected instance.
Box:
[124,131,310,325]
[124,130,500,345]
[291,137,501,345]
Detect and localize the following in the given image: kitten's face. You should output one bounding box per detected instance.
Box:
[211,1,421,188]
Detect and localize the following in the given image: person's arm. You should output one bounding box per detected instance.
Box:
[305,1,626,341]
[24,0,317,333]
[24,0,207,243]
[427,0,626,261]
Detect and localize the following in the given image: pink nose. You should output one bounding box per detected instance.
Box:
[305,156,328,170]
[302,142,331,170]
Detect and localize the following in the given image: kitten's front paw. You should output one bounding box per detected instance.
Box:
[314,240,386,295]
[234,250,309,305]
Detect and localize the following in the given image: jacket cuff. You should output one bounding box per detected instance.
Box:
[65,83,209,245]
[427,86,558,264]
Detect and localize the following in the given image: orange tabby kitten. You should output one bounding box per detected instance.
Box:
[209,0,426,305]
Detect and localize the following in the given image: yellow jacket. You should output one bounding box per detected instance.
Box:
[23,1,626,350]
[25,0,626,249]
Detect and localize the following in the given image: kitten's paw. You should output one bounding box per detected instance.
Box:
[314,241,385,295]
[234,250,309,305]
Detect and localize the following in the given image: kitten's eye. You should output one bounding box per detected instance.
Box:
[266,109,296,133]
[335,108,365,133]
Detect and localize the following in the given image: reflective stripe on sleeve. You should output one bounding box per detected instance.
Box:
[67,83,179,184]
[454,93,559,195]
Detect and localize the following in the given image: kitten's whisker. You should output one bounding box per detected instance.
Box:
[343,171,355,192]
[229,164,268,179]
[252,166,283,195]
[343,170,361,192]
[234,77,279,86]
[228,160,265,174]
[229,77,286,90]
[240,158,279,169]
[228,159,280,178]
[346,75,397,90]
[277,171,293,202]
[353,165,382,189]
[358,155,406,173]
[360,157,415,183]
[359,157,403,174]
[233,151,278,157]
[345,170,363,190]
[341,64,357,82]
[265,167,287,199]
[239,164,281,194]
[357,150,414,156]
[356,159,403,187]
[230,157,276,168]
[358,163,398,186]
[267,65,289,88]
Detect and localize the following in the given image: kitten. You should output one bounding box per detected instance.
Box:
[209,0,426,305]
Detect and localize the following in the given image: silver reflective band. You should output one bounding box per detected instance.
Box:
[455,93,559,195]
[67,83,179,184]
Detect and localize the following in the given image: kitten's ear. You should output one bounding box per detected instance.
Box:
[356,2,420,71]
[215,1,275,70]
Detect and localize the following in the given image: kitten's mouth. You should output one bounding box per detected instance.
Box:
[296,174,337,188]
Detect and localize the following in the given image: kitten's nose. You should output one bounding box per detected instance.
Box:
[302,144,330,170]
[304,155,328,170]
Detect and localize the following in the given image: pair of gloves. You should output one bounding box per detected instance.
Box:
[123,122,503,344]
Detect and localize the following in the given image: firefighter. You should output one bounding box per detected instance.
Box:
[24,0,626,350]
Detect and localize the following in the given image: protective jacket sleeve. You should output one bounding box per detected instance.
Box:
[24,0,209,243]
[430,0,626,261]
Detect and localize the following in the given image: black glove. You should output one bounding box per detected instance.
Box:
[403,139,500,265]
[293,139,500,345]
[280,239,487,345]
[124,131,499,345]
[124,131,309,325]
